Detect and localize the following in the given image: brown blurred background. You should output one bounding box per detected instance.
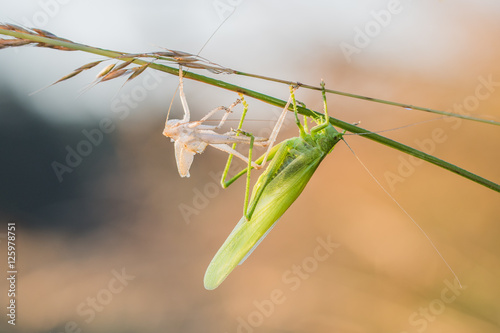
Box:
[0,1,499,332]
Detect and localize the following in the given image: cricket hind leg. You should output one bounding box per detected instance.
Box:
[222,128,286,221]
[220,94,254,189]
[220,91,281,186]
[220,85,304,220]
[224,84,296,178]
[218,94,262,219]
[221,85,298,186]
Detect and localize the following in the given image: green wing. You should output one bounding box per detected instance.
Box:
[204,139,325,290]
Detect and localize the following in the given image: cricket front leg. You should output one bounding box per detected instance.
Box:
[311,80,331,135]
[198,99,242,129]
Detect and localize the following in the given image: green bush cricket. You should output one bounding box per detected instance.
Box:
[204,81,344,290]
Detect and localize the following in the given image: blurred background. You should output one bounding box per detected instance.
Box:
[1,1,500,332]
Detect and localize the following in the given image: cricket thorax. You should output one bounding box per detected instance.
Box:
[313,124,342,153]
[162,119,185,139]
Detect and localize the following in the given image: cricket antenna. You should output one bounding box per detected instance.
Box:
[345,117,448,137]
[342,138,462,288]
[197,8,238,56]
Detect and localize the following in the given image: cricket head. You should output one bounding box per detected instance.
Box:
[162,119,186,141]
[313,122,343,154]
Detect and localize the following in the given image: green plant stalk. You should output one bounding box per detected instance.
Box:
[1,28,499,193]
[234,71,500,125]
[2,28,499,127]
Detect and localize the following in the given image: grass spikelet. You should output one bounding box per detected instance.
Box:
[0,39,31,48]
[113,59,134,71]
[2,23,31,34]
[52,60,105,85]
[29,60,106,95]
[31,28,58,38]
[126,63,149,82]
[0,23,75,51]
[76,60,105,71]
[96,64,116,78]
[101,68,129,82]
